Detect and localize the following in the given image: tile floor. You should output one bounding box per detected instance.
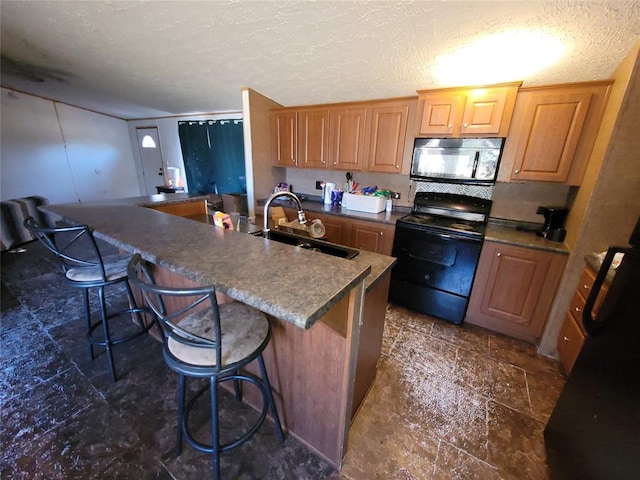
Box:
[0,240,566,479]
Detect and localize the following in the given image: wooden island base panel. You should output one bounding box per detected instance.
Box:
[42,195,396,470]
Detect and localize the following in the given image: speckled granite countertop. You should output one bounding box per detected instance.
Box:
[263,197,571,254]
[484,218,570,254]
[42,196,396,329]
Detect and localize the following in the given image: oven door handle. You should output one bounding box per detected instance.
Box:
[471,151,479,178]
[407,251,456,267]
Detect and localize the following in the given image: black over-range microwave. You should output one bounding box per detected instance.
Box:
[410,138,505,185]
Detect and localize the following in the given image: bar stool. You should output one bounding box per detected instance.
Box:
[127,254,285,479]
[23,217,153,382]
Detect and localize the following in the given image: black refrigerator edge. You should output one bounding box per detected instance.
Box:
[544,215,640,479]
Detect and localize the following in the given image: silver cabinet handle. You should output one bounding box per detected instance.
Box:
[497,252,501,257]
[514,169,520,174]
[563,336,570,341]
[575,307,582,312]
[463,123,468,128]
[448,124,453,129]
[395,165,400,169]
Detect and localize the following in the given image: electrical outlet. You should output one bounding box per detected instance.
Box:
[392,192,401,200]
[315,180,323,190]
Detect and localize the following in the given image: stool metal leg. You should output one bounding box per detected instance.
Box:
[176,374,186,456]
[257,354,285,442]
[210,376,221,480]
[98,286,117,383]
[82,288,94,360]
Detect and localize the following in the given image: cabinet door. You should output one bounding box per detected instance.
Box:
[298,109,330,169]
[270,110,298,167]
[350,220,394,255]
[328,107,367,171]
[365,102,410,173]
[418,93,464,136]
[509,90,592,182]
[309,211,349,245]
[466,241,567,342]
[460,86,515,136]
[557,311,586,374]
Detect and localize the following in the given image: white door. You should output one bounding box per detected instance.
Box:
[136,127,164,195]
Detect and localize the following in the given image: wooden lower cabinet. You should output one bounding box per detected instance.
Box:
[307,211,350,245]
[557,265,608,374]
[466,241,567,343]
[281,207,395,255]
[350,220,394,255]
[146,199,207,218]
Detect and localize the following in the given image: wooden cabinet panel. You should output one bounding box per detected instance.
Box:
[557,265,609,374]
[298,108,330,169]
[328,107,367,171]
[460,86,517,136]
[417,83,519,138]
[510,91,592,182]
[466,241,567,343]
[365,102,410,173]
[350,220,394,256]
[498,81,612,185]
[269,97,415,174]
[352,271,390,418]
[557,311,586,374]
[147,199,207,217]
[309,211,349,245]
[270,110,297,167]
[418,93,464,136]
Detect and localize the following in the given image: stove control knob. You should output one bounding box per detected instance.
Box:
[424,274,431,280]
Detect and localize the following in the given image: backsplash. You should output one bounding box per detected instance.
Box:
[413,181,493,199]
[283,167,573,223]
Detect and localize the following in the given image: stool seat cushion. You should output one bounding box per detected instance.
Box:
[66,256,131,283]
[168,303,269,368]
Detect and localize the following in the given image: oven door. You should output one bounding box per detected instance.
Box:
[389,221,483,324]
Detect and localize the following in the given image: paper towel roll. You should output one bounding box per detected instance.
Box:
[307,219,326,238]
[323,183,335,205]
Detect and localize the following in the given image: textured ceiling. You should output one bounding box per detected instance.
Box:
[1,1,639,119]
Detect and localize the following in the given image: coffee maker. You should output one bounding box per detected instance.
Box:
[536,206,568,242]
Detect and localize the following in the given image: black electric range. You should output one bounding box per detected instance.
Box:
[389,192,492,324]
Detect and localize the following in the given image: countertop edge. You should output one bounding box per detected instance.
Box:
[40,197,388,330]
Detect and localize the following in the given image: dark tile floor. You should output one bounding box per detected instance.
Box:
[1,240,565,479]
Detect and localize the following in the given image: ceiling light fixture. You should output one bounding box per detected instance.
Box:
[433,30,567,86]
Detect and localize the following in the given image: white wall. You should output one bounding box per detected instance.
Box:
[127,112,242,194]
[0,88,140,204]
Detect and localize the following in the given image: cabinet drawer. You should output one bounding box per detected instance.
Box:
[568,290,587,335]
[557,311,586,374]
[577,267,608,316]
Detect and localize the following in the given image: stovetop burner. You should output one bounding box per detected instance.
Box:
[398,192,492,238]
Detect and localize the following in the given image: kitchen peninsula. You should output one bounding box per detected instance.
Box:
[41,194,396,468]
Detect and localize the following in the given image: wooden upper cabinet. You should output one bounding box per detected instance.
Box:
[328,107,367,171]
[498,81,612,185]
[270,110,298,167]
[465,241,567,343]
[417,83,520,137]
[298,108,330,169]
[365,101,410,173]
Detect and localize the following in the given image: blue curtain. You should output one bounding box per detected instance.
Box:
[178,120,246,195]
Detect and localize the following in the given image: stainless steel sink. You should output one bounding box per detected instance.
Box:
[252,229,359,260]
